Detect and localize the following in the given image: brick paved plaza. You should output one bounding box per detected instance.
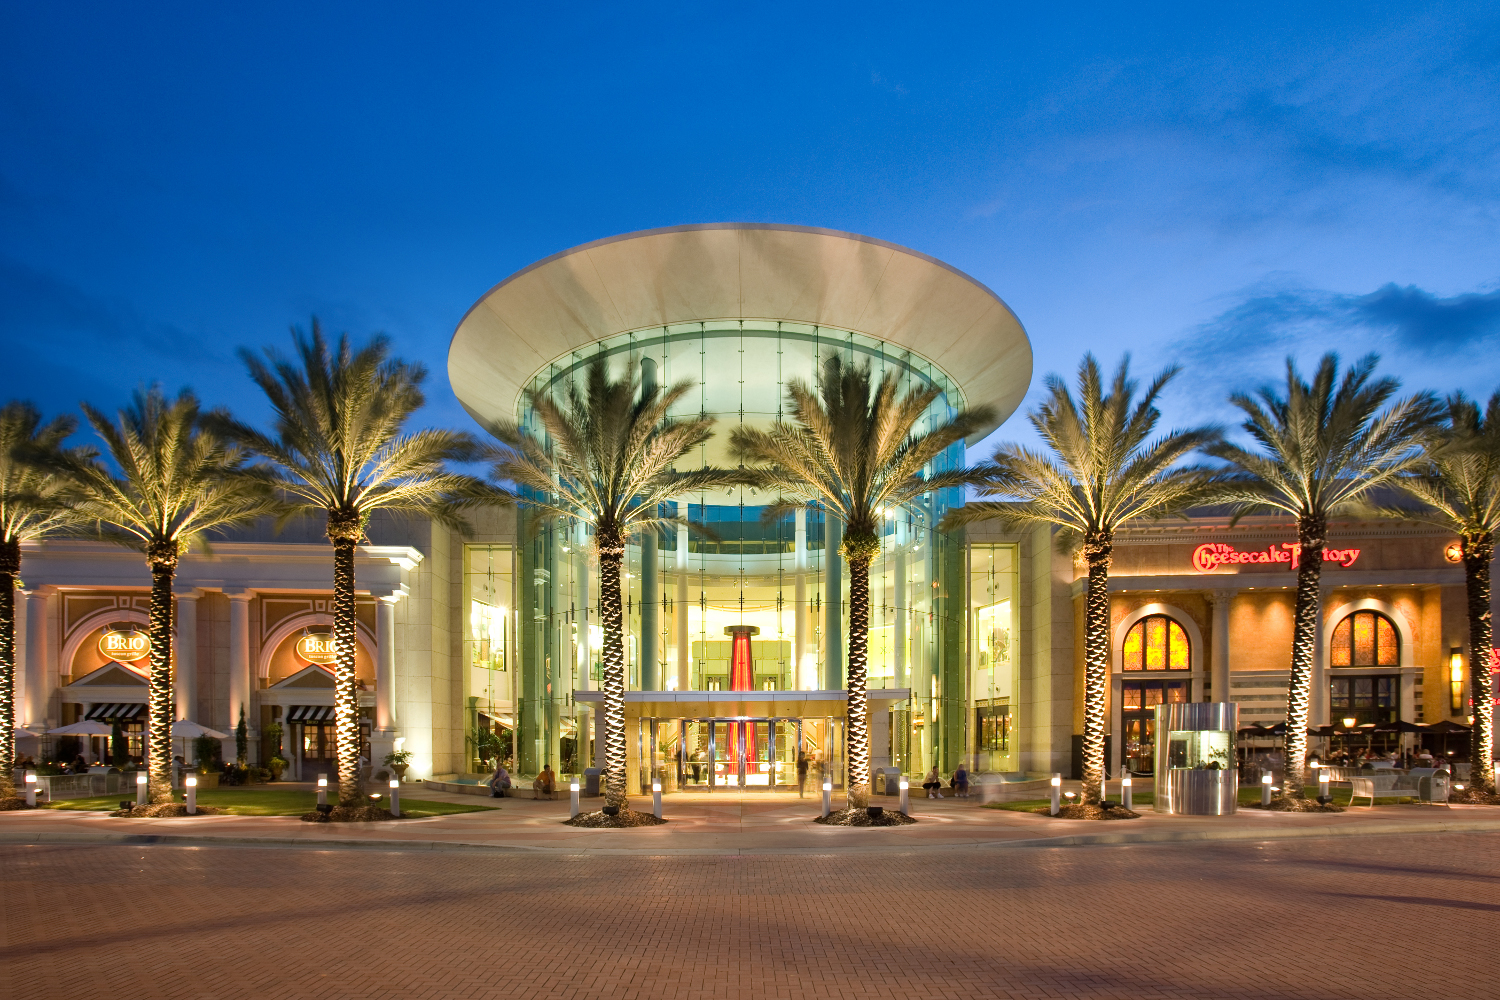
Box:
[4,829,1498,999]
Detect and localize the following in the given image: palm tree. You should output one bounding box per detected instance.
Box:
[945,355,1217,808]
[224,321,500,808]
[489,356,734,814]
[731,355,994,811]
[1207,354,1438,801]
[1381,392,1500,794]
[66,388,279,803]
[0,403,90,800]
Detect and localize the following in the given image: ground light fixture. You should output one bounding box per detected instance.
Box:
[821,780,832,818]
[898,777,910,816]
[24,771,36,807]
[317,775,328,807]
[569,780,579,819]
[652,780,662,819]
[1262,770,1273,807]
[389,778,401,817]
[1122,774,1133,812]
[1317,769,1332,805]
[1050,774,1061,816]
[185,773,197,815]
[135,772,147,807]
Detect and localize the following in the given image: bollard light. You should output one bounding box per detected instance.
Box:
[1317,769,1331,804]
[821,779,832,819]
[1050,773,1061,816]
[569,780,580,819]
[388,778,401,817]
[136,772,148,807]
[185,773,198,815]
[317,774,328,807]
[24,770,37,807]
[1261,770,1273,807]
[1122,774,1133,812]
[652,780,662,820]
[898,777,910,816]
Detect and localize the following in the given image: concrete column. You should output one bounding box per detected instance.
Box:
[893,519,908,692]
[227,592,254,757]
[174,591,199,722]
[1310,587,1332,727]
[823,512,843,690]
[794,507,809,689]
[675,508,689,690]
[639,357,659,691]
[22,589,50,729]
[375,596,398,730]
[1209,589,1235,704]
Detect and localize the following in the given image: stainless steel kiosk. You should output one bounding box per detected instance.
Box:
[1154,702,1238,815]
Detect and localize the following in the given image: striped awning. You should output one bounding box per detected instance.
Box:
[288,705,335,722]
[84,703,145,720]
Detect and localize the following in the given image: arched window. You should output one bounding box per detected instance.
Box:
[1122,614,1190,671]
[1330,610,1399,667]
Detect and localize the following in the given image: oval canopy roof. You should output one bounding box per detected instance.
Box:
[448,223,1033,443]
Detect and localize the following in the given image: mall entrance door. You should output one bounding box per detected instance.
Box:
[675,718,804,790]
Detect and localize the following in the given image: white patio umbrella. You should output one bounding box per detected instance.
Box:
[170,721,230,740]
[48,720,115,736]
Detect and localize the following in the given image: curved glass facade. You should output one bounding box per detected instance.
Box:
[468,321,1015,781]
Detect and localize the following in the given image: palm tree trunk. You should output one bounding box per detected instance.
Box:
[146,544,178,803]
[0,539,17,799]
[332,535,362,807]
[1464,535,1496,792]
[1081,533,1112,805]
[845,553,872,810]
[598,533,629,811]
[1284,519,1325,800]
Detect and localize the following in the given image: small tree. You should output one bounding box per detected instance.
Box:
[235,706,248,766]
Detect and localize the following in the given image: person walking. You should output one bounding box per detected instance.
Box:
[922,764,944,799]
[796,751,809,798]
[954,762,970,798]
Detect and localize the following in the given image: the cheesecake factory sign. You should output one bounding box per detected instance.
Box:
[1191,541,1362,573]
[295,633,340,665]
[98,628,151,662]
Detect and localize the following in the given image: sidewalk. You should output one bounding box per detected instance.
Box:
[5,789,1500,854]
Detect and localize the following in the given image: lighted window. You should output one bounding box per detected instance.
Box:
[1123,614,1190,671]
[1330,611,1398,667]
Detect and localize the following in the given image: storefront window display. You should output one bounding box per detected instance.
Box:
[464,544,515,773]
[969,543,1019,772]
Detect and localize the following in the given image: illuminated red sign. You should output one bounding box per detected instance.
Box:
[1191,542,1361,573]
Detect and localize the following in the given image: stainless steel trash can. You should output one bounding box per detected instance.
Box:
[1154,702,1238,815]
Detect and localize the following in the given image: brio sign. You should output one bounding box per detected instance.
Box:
[98,628,151,662]
[1191,542,1361,573]
[295,633,339,665]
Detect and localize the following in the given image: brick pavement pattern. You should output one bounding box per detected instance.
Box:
[3,833,1497,999]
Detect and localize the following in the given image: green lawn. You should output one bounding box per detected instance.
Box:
[43,787,497,818]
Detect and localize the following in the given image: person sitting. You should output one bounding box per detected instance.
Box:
[953,763,970,797]
[487,764,512,798]
[922,765,944,799]
[533,764,556,800]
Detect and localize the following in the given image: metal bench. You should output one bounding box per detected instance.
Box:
[1349,770,1447,807]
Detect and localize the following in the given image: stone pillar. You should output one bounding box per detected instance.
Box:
[823,512,843,691]
[227,592,254,760]
[375,596,398,731]
[174,590,200,722]
[675,509,689,690]
[794,507,809,689]
[578,522,593,691]
[1209,589,1235,704]
[22,589,50,731]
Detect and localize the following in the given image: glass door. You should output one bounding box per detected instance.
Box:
[680,719,711,788]
[712,720,739,787]
[773,719,801,789]
[743,721,772,786]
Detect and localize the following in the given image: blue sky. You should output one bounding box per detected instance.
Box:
[3,2,1499,458]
